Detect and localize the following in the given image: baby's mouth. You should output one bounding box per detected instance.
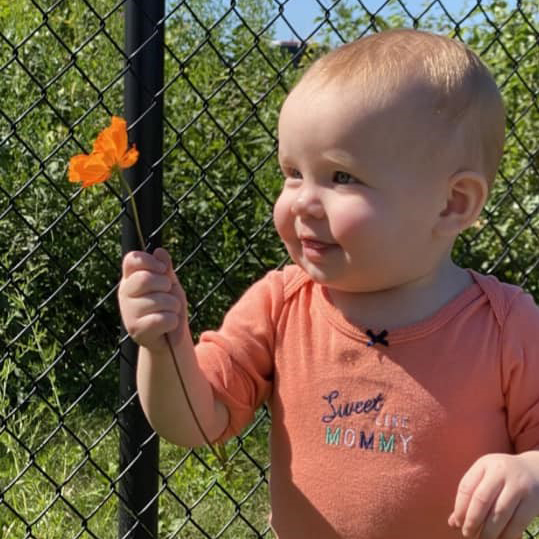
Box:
[299,237,337,260]
[301,238,332,249]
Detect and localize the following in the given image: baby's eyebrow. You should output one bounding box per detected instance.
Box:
[321,150,358,169]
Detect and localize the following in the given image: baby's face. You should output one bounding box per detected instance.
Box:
[273,80,452,293]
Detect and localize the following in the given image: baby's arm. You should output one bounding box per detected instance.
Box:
[118,248,229,447]
[449,291,539,538]
[449,451,539,538]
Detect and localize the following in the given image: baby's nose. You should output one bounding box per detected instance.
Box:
[291,186,325,219]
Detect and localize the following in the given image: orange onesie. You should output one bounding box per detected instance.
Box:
[195,265,539,538]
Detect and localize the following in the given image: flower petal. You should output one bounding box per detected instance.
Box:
[119,145,139,169]
[110,116,128,158]
[69,117,134,187]
[80,153,111,187]
[68,154,90,183]
[92,116,131,168]
[93,129,116,167]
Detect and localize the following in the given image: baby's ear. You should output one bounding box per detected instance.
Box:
[434,170,488,237]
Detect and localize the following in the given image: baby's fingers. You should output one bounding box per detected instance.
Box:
[462,476,504,537]
[152,247,173,272]
[152,247,186,304]
[450,462,487,529]
[131,292,183,318]
[122,250,166,278]
[121,270,173,298]
[496,496,538,539]
[128,311,180,348]
[451,461,504,537]
[478,486,521,539]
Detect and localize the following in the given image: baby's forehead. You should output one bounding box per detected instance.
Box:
[280,31,505,185]
[279,75,460,183]
[283,74,444,135]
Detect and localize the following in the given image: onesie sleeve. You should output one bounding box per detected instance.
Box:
[194,270,284,442]
[501,291,539,453]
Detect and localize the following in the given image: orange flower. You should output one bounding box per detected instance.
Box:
[69,116,139,187]
[66,114,228,471]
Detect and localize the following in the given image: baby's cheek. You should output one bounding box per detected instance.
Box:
[273,193,294,242]
[331,205,376,240]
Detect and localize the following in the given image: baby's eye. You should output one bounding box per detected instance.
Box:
[333,171,358,185]
[288,168,302,179]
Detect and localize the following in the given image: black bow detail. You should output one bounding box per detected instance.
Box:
[366,329,389,347]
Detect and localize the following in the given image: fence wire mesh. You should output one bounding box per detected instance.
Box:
[1,0,538,537]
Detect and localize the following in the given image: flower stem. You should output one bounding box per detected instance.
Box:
[119,171,227,469]
[119,173,146,251]
[163,333,228,467]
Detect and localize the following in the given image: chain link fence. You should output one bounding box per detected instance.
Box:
[1,0,538,537]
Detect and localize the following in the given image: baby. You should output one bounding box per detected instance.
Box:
[118,28,539,539]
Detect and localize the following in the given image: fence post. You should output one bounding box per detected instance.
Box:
[119,1,165,538]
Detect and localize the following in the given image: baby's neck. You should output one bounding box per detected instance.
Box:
[326,260,473,331]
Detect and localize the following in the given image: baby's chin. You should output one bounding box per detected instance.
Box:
[294,261,415,294]
[283,243,404,292]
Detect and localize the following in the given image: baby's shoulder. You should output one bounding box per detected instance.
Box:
[471,270,539,329]
[282,264,312,300]
[261,264,313,303]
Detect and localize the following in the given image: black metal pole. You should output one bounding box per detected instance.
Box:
[119,1,165,538]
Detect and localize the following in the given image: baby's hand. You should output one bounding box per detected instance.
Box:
[449,452,539,539]
[118,247,187,353]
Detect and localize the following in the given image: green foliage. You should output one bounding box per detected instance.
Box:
[455,1,539,294]
[1,0,126,414]
[161,1,299,335]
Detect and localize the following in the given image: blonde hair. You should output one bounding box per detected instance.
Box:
[299,29,505,185]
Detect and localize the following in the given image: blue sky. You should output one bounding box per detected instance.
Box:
[272,0,490,41]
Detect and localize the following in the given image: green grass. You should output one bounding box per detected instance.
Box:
[157,412,273,538]
[1,401,538,539]
[0,403,272,539]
